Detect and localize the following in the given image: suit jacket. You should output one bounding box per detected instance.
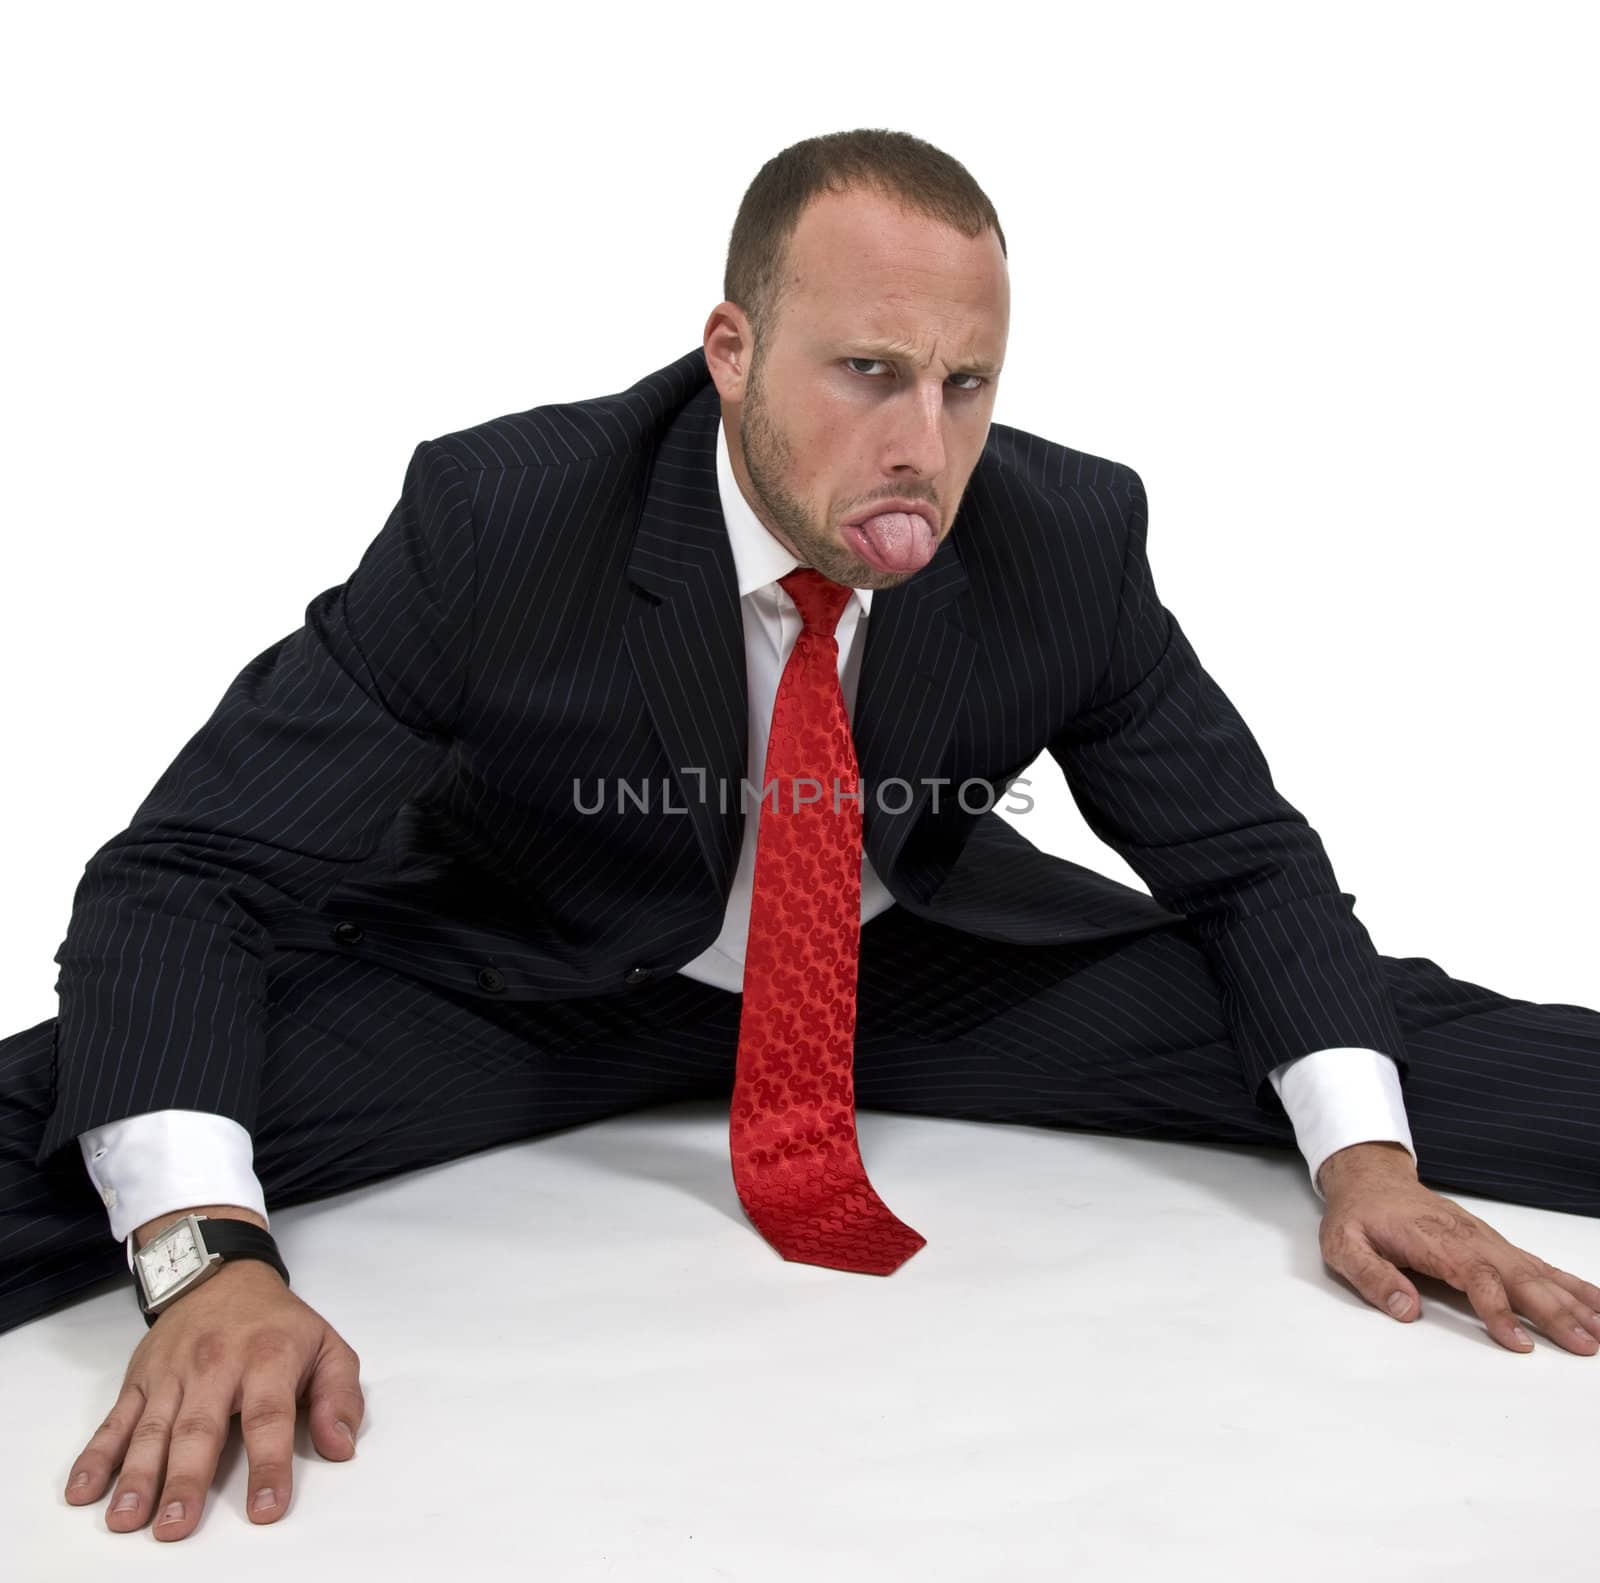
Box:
[35,345,1411,1171]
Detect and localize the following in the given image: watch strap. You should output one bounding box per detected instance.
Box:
[136,1218,291,1326]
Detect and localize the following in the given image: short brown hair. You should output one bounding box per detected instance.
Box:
[723,128,1007,353]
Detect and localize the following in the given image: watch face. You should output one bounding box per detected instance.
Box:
[139,1221,207,1300]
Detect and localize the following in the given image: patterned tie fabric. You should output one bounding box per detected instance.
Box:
[728,566,927,1275]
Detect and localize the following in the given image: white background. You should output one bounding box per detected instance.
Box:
[2,0,1596,1038]
[5,7,1600,1576]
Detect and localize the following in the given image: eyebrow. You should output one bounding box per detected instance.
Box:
[842,341,1001,379]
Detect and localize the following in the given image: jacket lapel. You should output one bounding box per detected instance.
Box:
[624,378,977,907]
[624,384,750,901]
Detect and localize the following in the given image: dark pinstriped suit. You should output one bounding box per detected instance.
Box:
[2,345,1596,1332]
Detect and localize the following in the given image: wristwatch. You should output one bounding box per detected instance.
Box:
[132,1214,291,1327]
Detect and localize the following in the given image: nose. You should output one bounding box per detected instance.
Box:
[882,380,951,483]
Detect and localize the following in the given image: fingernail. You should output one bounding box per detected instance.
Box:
[1512,1325,1533,1347]
[1386,1291,1410,1316]
[158,1500,184,1525]
[114,1492,138,1513]
[337,1420,354,1447]
[253,1488,276,1512]
[71,1471,89,1488]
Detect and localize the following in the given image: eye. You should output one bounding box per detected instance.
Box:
[844,358,988,393]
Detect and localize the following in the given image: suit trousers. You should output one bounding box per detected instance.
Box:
[3,903,1598,1335]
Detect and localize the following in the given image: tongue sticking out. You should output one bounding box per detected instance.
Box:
[844,511,938,574]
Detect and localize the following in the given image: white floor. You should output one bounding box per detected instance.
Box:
[4,1099,1596,1579]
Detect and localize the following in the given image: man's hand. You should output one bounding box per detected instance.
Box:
[62,1260,364,1540]
[1317,1142,1600,1354]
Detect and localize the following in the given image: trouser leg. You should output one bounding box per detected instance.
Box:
[9,905,1593,1336]
[0,946,737,1336]
[847,907,1600,1218]
[0,1016,109,1336]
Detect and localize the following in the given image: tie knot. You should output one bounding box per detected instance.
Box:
[778,567,854,636]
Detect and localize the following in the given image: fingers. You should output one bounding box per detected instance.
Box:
[303,1338,364,1465]
[1326,1194,1600,1355]
[147,1375,236,1542]
[64,1381,148,1510]
[129,1329,361,1539]
[64,1268,362,1541]
[1447,1238,1600,1355]
[1323,1220,1422,1325]
[1537,1259,1600,1317]
[1457,1258,1541,1353]
[1499,1265,1600,1356]
[103,1375,184,1533]
[233,1330,305,1526]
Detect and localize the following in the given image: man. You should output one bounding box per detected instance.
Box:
[2,128,1598,1543]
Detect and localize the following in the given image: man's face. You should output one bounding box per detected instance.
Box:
[706,185,1009,590]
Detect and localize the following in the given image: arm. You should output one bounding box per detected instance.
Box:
[1049,467,1408,1115]
[41,437,476,1171]
[1046,473,1600,1355]
[51,443,467,1538]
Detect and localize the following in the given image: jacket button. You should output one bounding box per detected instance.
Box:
[477,966,506,993]
[623,965,654,986]
[331,921,363,945]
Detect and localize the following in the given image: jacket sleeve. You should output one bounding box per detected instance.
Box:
[36,439,476,1169]
[1048,466,1409,1115]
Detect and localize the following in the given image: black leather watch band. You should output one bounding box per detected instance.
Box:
[136,1219,291,1327]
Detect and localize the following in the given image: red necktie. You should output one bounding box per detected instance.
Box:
[728,566,927,1276]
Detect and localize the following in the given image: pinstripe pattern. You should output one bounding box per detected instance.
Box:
[24,345,1174,1172]
[25,346,1405,1168]
[4,904,1596,1333]
[3,342,1596,1333]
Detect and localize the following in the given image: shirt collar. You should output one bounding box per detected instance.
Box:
[716,412,873,617]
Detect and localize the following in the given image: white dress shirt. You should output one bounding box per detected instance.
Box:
[81,415,1416,1271]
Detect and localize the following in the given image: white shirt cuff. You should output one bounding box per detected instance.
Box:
[1267,1047,1416,1202]
[78,1110,269,1273]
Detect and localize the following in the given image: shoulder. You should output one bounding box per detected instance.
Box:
[421,346,710,478]
[978,417,1144,522]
